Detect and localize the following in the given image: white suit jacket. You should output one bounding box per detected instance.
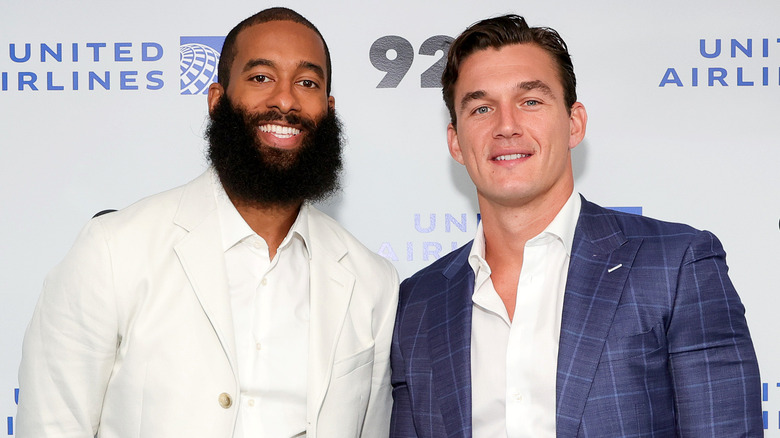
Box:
[17,170,399,438]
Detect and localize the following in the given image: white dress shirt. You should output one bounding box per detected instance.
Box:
[215,178,311,438]
[470,191,581,437]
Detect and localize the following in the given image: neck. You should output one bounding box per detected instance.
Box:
[479,184,573,264]
[229,194,303,259]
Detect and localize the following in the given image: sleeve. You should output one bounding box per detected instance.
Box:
[16,219,119,437]
[667,230,763,436]
[359,260,400,437]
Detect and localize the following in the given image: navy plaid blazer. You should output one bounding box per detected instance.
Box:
[390,197,762,437]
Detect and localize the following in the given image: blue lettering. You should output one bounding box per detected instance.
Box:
[764,383,769,401]
[142,42,163,61]
[41,43,62,62]
[423,242,442,261]
[659,68,683,87]
[18,72,38,90]
[1,72,6,91]
[708,68,727,86]
[731,39,752,58]
[73,71,79,90]
[692,67,698,87]
[407,242,413,261]
[9,43,31,62]
[763,67,769,86]
[86,42,107,61]
[146,70,163,90]
[415,214,435,233]
[89,71,110,90]
[445,213,467,232]
[764,38,770,57]
[115,42,132,61]
[376,242,399,261]
[120,71,138,90]
[47,72,64,91]
[451,241,459,251]
[72,42,79,62]
[6,417,12,436]
[700,39,721,58]
[764,410,768,429]
[736,67,754,86]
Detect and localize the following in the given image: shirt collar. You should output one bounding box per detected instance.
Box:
[468,188,581,277]
[541,188,581,257]
[212,169,311,258]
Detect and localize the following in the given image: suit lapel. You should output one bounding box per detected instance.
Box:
[555,198,641,436]
[304,207,355,424]
[173,171,238,378]
[428,244,474,438]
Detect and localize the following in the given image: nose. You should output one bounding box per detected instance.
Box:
[266,81,301,114]
[493,104,522,139]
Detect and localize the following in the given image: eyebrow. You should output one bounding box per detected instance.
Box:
[458,80,556,112]
[518,80,555,98]
[242,58,326,80]
[459,90,486,112]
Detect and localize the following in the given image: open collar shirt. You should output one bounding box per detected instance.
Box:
[214,172,311,438]
[469,190,580,437]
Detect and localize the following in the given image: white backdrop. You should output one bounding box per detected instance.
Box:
[2,0,779,434]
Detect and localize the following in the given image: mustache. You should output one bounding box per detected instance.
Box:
[244,109,317,134]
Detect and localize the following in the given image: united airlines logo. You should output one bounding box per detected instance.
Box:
[179,36,224,95]
[1,36,226,94]
[0,41,164,92]
[660,37,780,87]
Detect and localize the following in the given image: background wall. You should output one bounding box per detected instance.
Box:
[2,0,778,434]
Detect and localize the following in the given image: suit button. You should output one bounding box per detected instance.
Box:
[218,392,232,409]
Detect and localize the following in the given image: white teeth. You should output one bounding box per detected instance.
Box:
[495,153,530,161]
[259,124,301,138]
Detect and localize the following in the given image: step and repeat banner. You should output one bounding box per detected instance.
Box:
[2,0,779,434]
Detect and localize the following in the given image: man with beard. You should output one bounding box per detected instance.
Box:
[17,7,398,438]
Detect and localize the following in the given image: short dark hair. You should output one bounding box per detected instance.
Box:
[441,14,576,125]
[217,7,332,95]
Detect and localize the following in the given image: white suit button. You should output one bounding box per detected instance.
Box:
[218,392,232,409]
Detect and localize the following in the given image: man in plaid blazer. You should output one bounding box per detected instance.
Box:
[389,14,762,437]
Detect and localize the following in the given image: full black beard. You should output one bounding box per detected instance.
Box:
[206,95,343,207]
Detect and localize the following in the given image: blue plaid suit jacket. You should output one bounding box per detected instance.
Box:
[390,197,762,437]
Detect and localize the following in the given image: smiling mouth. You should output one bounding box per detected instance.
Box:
[494,153,531,161]
[259,124,301,138]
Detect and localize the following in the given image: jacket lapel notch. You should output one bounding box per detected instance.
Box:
[556,201,642,436]
[306,237,355,425]
[429,256,473,438]
[173,174,238,377]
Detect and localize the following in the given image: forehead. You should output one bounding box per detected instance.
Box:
[232,20,327,71]
[455,43,562,95]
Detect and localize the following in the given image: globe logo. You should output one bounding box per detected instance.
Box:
[180,43,220,95]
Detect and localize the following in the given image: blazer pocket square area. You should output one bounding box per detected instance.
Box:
[332,343,375,379]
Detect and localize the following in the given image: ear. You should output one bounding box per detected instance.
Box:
[328,95,335,111]
[207,83,224,115]
[568,102,588,150]
[447,123,465,165]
